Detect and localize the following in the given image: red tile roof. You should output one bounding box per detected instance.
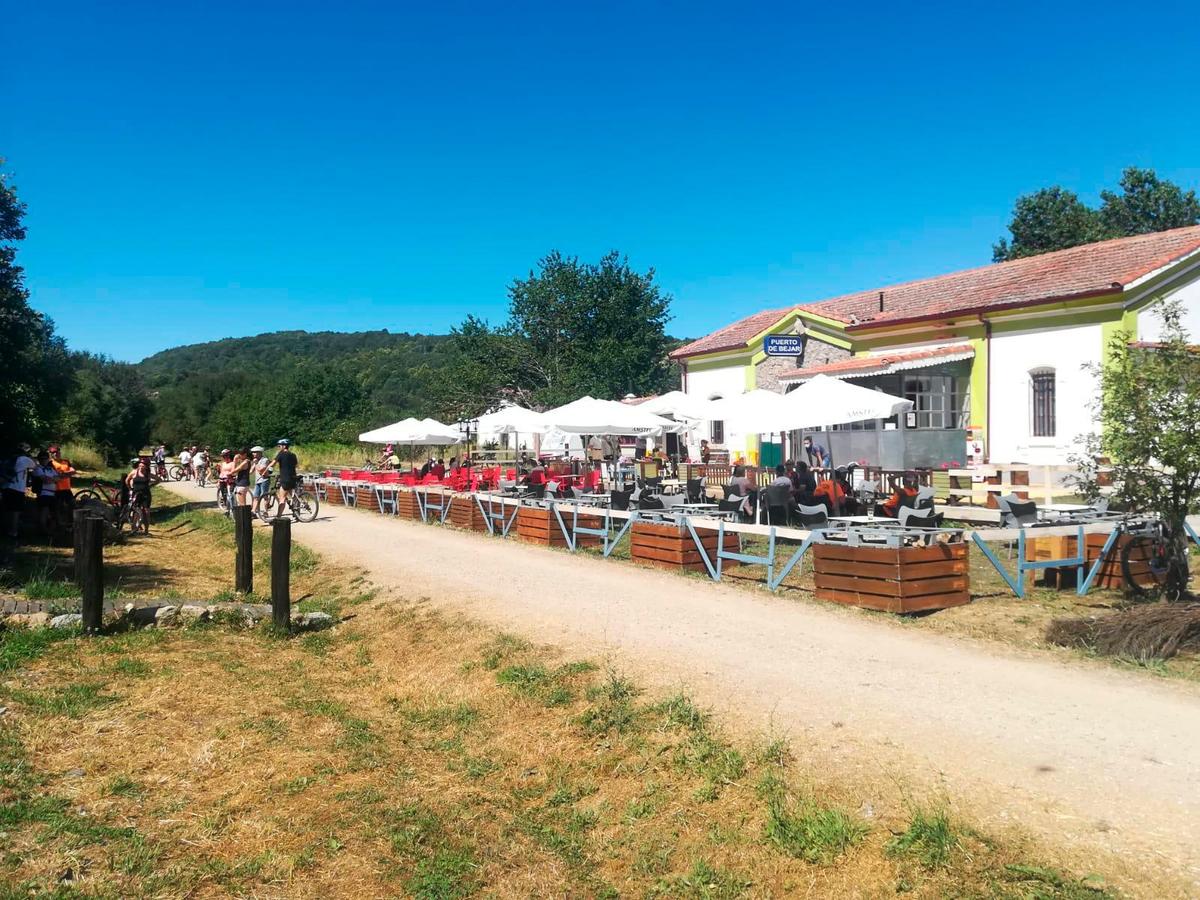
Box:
[669,306,795,359]
[673,226,1200,359]
[777,344,974,381]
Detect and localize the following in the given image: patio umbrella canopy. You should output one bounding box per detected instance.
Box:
[704,389,792,433]
[777,374,912,430]
[541,396,685,435]
[474,404,548,435]
[358,417,461,445]
[634,390,715,421]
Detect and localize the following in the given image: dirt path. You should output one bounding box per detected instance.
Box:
[170,484,1200,891]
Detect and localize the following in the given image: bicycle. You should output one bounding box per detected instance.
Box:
[1120,517,1178,598]
[124,493,150,534]
[72,479,145,533]
[258,476,319,523]
[194,463,209,487]
[168,463,186,481]
[216,480,233,517]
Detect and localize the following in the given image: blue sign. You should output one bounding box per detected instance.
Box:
[763,335,804,357]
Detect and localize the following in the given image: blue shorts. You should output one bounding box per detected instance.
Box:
[253,481,269,499]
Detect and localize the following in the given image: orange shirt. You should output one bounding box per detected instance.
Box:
[51,458,73,491]
[881,486,919,517]
[813,479,846,505]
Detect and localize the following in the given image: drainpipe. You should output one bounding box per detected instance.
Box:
[984,319,992,464]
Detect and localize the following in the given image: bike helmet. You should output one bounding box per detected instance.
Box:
[277,439,291,446]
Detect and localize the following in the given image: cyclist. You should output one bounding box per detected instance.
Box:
[193,446,210,486]
[273,439,299,519]
[250,446,273,518]
[178,445,192,480]
[125,456,154,532]
[48,445,77,522]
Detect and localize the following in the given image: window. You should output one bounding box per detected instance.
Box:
[902,374,970,430]
[710,420,725,443]
[1030,368,1056,437]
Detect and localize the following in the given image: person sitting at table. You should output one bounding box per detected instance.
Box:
[525,461,547,487]
[418,457,433,478]
[814,466,852,516]
[791,460,817,504]
[769,464,791,489]
[878,472,920,518]
[431,458,446,479]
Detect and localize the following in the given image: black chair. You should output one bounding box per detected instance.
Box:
[723,484,737,500]
[638,495,665,512]
[610,488,633,511]
[797,503,829,528]
[765,483,793,526]
[899,507,944,529]
[686,478,705,503]
[522,483,546,500]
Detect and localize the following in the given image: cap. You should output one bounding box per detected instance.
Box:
[277,439,291,446]
[250,446,264,452]
[48,444,59,452]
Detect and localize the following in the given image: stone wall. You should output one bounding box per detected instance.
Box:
[754,337,851,393]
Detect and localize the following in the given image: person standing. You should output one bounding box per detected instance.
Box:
[125,456,154,532]
[231,448,252,507]
[192,447,210,486]
[32,450,60,540]
[250,446,272,518]
[178,445,192,480]
[2,443,36,542]
[273,439,299,518]
[48,445,76,523]
[802,436,830,469]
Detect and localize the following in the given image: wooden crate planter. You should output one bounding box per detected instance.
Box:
[1022,533,1155,591]
[1086,533,1156,590]
[516,507,602,548]
[447,495,489,532]
[630,521,739,573]
[355,486,381,513]
[323,483,344,506]
[813,542,970,613]
[395,489,420,520]
[1023,533,1078,588]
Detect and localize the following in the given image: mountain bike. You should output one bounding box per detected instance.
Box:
[258,477,319,523]
[1120,517,1178,598]
[168,463,186,481]
[216,480,233,517]
[72,479,145,533]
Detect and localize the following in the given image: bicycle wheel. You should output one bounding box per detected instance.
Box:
[74,489,103,505]
[1121,535,1169,597]
[291,489,319,523]
[168,465,184,481]
[216,486,229,515]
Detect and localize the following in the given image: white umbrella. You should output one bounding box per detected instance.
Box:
[541,396,685,435]
[704,389,792,433]
[474,404,548,435]
[358,417,460,444]
[634,390,716,420]
[777,374,912,431]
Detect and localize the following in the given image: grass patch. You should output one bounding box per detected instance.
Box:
[651,860,752,898]
[9,680,117,718]
[760,773,867,865]
[887,807,961,868]
[578,670,641,735]
[405,846,480,900]
[111,656,152,678]
[0,625,75,673]
[481,632,530,670]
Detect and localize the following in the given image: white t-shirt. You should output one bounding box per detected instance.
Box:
[193,452,208,468]
[254,458,271,481]
[4,455,35,493]
[180,450,192,465]
[34,464,59,497]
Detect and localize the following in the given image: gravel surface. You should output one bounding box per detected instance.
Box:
[170,482,1200,890]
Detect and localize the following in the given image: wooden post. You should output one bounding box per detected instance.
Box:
[233,504,253,593]
[271,517,291,630]
[79,515,104,634]
[72,508,89,588]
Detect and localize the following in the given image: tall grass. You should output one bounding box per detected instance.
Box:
[57,441,107,473]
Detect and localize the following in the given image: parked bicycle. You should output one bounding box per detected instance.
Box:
[1119,516,1179,598]
[72,478,146,533]
[257,476,319,523]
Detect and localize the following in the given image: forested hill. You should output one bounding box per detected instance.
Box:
[140,329,455,450]
[139,329,449,384]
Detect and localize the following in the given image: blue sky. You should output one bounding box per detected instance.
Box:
[6,1,1198,361]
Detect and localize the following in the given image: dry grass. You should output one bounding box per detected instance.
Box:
[0,493,1133,897]
[1047,602,1200,662]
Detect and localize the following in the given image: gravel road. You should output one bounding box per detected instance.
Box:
[168,482,1200,892]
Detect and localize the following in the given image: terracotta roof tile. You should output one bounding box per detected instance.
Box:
[669,306,795,359]
[674,226,1200,359]
[777,344,974,381]
[804,226,1200,329]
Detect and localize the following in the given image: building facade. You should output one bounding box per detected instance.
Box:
[670,226,1200,468]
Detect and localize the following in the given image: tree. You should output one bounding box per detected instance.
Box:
[57,353,155,460]
[0,161,71,440]
[1072,298,1200,601]
[425,315,534,422]
[1099,167,1200,238]
[993,168,1200,262]
[992,187,1104,262]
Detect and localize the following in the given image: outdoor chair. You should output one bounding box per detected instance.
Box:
[498,478,518,494]
[570,486,586,500]
[660,495,685,510]
[915,486,936,510]
[765,483,793,526]
[898,506,944,529]
[1092,497,1110,514]
[610,488,633,511]
[686,478,705,503]
[641,476,663,495]
[637,495,665,512]
[718,497,746,520]
[524,483,546,500]
[998,494,1038,528]
[797,503,829,529]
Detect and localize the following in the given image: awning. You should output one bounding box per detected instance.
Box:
[778,343,974,382]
